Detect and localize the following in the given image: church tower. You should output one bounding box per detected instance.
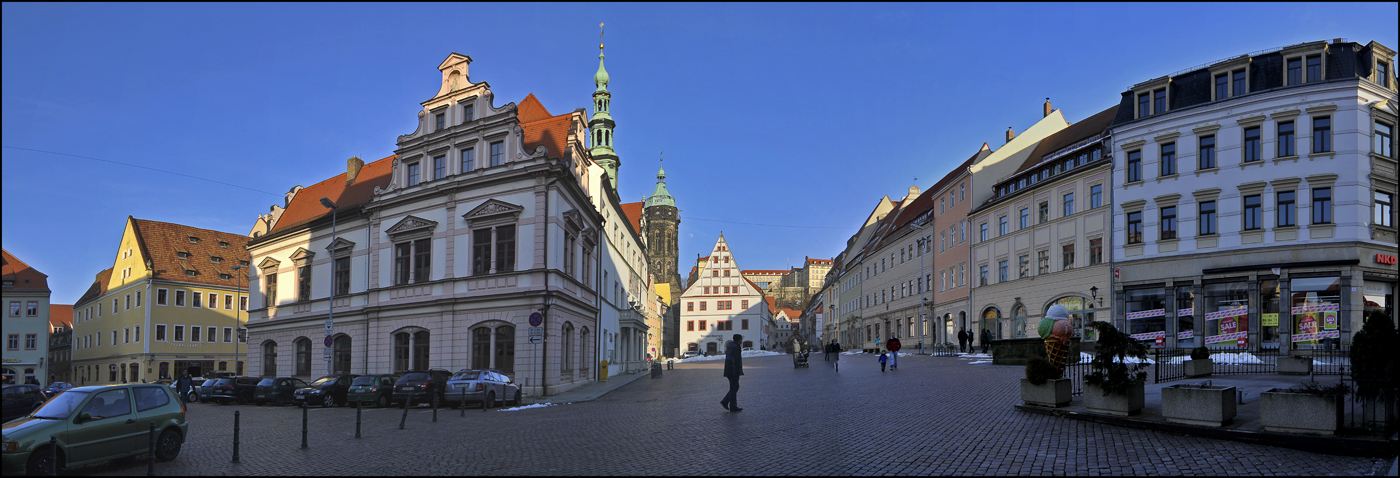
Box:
[590,35,620,190]
[644,157,682,356]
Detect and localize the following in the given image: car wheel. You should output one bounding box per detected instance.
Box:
[322,394,336,408]
[513,390,521,406]
[236,392,251,405]
[272,395,285,407]
[484,391,495,409]
[154,429,182,462]
[188,392,199,404]
[26,446,60,476]
[376,395,388,408]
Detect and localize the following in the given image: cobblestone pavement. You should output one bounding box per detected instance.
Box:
[63,354,1391,476]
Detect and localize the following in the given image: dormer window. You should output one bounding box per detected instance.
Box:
[1215,73,1229,100]
[211,256,222,263]
[1137,92,1150,118]
[1154,88,1167,111]
[177,252,190,259]
[219,241,229,249]
[1306,55,1323,82]
[1376,60,1390,88]
[1231,70,1247,96]
[188,236,200,244]
[1287,57,1303,85]
[185,270,196,277]
[220,273,231,280]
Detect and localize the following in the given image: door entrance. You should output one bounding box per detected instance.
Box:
[706,342,718,355]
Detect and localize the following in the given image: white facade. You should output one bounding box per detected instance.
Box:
[2,250,51,386]
[678,235,770,355]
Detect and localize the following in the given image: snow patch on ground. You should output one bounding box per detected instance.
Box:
[497,403,560,412]
[958,353,993,359]
[1078,352,1155,364]
[674,349,786,363]
[968,360,993,365]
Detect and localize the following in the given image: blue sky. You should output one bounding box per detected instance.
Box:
[3,3,1396,304]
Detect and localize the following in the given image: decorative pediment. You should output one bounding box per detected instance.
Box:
[562,209,584,233]
[462,199,524,226]
[325,237,356,254]
[258,257,282,271]
[288,247,315,263]
[386,215,439,237]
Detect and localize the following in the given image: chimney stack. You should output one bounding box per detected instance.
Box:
[1332,37,1344,44]
[346,156,365,185]
[1006,127,1016,144]
[1043,97,1052,117]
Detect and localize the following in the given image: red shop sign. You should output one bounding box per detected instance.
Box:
[1237,337,1246,348]
[1377,254,1398,265]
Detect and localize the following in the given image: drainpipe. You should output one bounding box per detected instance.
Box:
[595,214,603,383]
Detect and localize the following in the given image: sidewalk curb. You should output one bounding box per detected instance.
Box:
[537,370,651,405]
[1015,404,1395,458]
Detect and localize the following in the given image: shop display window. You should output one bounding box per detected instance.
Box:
[1290,277,1341,350]
[1203,281,1249,347]
[1125,287,1167,345]
[1176,286,1195,348]
[1260,279,1281,349]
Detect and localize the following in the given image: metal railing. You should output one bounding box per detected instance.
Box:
[1341,372,1398,435]
[1152,346,1351,383]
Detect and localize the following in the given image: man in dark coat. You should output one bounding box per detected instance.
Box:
[981,329,993,354]
[176,373,191,404]
[720,334,744,412]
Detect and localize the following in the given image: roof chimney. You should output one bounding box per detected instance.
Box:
[1006,127,1016,144]
[346,156,365,185]
[1043,97,1052,118]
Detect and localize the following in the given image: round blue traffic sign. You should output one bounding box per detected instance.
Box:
[324,335,333,348]
[529,312,543,327]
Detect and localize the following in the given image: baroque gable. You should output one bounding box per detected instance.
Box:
[462,199,524,226]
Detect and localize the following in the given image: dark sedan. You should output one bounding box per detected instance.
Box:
[1,385,46,424]
[294,374,359,408]
[40,382,74,399]
[391,370,451,406]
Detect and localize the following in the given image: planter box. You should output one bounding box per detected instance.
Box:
[1083,382,1146,416]
[1260,388,1343,435]
[1277,356,1313,375]
[1184,358,1213,377]
[1162,384,1236,426]
[1020,378,1072,408]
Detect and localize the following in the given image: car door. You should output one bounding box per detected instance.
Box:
[65,388,143,465]
[132,385,175,445]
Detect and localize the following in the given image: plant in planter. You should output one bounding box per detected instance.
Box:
[1260,381,1350,435]
[1020,357,1071,408]
[1082,321,1148,416]
[1348,311,1398,429]
[1185,346,1213,377]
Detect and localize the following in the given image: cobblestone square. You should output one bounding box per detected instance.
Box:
[64,354,1390,476]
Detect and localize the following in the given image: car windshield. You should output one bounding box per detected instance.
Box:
[202,380,218,387]
[258,378,275,387]
[311,376,338,386]
[215,379,234,386]
[350,377,377,386]
[47,382,70,389]
[32,390,89,419]
[400,373,429,382]
[451,371,480,380]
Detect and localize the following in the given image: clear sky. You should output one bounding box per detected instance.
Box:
[3,3,1396,304]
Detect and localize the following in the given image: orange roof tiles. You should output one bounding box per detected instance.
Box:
[49,304,72,330]
[619,202,644,236]
[75,268,113,307]
[131,218,251,288]
[2,249,50,292]
[764,297,777,312]
[516,93,554,123]
[268,155,395,236]
[519,94,573,160]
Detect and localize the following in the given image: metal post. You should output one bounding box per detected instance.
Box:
[300,402,308,449]
[355,400,362,438]
[399,398,408,429]
[147,422,156,476]
[48,435,57,476]
[432,394,438,422]
[461,388,466,417]
[232,410,240,463]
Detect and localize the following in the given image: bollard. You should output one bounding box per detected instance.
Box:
[147,422,156,476]
[432,394,438,422]
[355,400,362,438]
[461,388,466,417]
[232,410,240,463]
[399,398,408,429]
[300,403,308,449]
[48,435,57,477]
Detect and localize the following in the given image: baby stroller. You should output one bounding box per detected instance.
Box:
[793,350,810,368]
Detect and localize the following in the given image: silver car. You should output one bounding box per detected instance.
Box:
[445,370,520,409]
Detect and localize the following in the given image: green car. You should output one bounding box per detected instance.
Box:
[2,384,187,475]
[347,374,399,408]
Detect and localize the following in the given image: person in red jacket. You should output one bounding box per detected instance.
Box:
[887,335,901,370]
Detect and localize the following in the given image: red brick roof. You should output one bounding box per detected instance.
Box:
[619,202,644,236]
[519,94,572,160]
[268,155,395,236]
[131,218,251,288]
[516,93,553,123]
[1,249,50,293]
[779,308,803,319]
[49,304,72,330]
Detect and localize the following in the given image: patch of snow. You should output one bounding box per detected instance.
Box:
[675,349,787,363]
[498,403,559,412]
[968,360,993,365]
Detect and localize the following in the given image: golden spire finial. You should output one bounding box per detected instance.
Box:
[599,22,605,50]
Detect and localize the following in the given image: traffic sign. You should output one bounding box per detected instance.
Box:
[528,326,543,337]
[529,312,543,327]
[324,335,334,348]
[527,336,542,345]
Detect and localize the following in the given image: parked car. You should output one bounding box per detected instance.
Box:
[391,369,451,406]
[162,377,203,403]
[208,377,260,405]
[207,372,235,379]
[681,351,700,359]
[346,375,399,408]
[293,374,359,408]
[196,379,218,403]
[2,385,46,424]
[255,377,309,407]
[40,383,74,400]
[0,384,187,475]
[445,370,521,409]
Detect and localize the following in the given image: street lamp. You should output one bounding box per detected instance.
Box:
[231,264,247,376]
[319,197,338,376]
[912,217,929,355]
[1090,286,1101,306]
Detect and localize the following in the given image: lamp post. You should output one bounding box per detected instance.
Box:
[1087,286,1102,340]
[231,264,246,376]
[912,217,929,354]
[319,197,338,376]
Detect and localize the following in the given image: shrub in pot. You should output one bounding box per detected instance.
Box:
[1185,346,1213,377]
[1082,321,1148,416]
[1348,311,1399,428]
[1020,357,1070,408]
[1261,381,1349,435]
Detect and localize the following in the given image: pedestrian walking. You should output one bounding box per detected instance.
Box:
[878,352,888,372]
[176,373,191,405]
[720,334,744,412]
[887,335,901,370]
[960,328,970,353]
[831,340,841,372]
[980,329,993,354]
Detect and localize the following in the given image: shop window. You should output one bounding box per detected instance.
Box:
[1261,280,1281,348]
[1176,286,1195,348]
[1202,281,1249,347]
[1125,287,1167,346]
[1290,277,1341,350]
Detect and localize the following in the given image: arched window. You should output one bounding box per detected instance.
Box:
[295,338,312,376]
[333,335,352,375]
[471,327,491,370]
[561,322,574,373]
[1012,306,1028,339]
[983,308,1002,339]
[580,327,591,372]
[494,326,515,373]
[393,332,410,372]
[412,331,430,370]
[262,341,278,376]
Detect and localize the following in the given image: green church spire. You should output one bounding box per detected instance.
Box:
[645,155,675,208]
[590,23,620,190]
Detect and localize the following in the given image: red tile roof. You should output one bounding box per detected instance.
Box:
[1,249,50,292]
[131,218,251,288]
[75,268,113,307]
[519,94,572,160]
[764,296,777,313]
[49,304,72,330]
[779,308,803,319]
[268,155,395,236]
[516,93,553,123]
[619,202,644,236]
[1011,105,1119,176]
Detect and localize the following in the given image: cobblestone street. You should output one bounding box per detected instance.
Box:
[66,354,1390,476]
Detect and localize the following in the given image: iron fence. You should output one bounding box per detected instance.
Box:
[1065,360,1090,397]
[924,344,960,357]
[1341,366,1398,435]
[1152,346,1351,384]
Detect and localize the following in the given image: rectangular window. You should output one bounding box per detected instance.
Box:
[1232,70,1246,97]
[979,223,988,242]
[1061,243,1075,269]
[472,229,491,275]
[6,334,16,350]
[1243,195,1262,230]
[490,141,504,167]
[1287,58,1302,85]
[1198,136,1216,169]
[1313,117,1331,153]
[332,257,351,296]
[172,289,185,307]
[998,216,1007,235]
[699,302,707,311]
[1278,122,1295,157]
[1215,73,1229,100]
[1376,191,1394,227]
[1277,191,1296,227]
[1379,62,1390,88]
[1312,188,1332,224]
[25,334,36,350]
[1198,201,1217,235]
[433,155,446,181]
[1160,206,1177,240]
[413,238,431,282]
[224,294,233,310]
[1376,123,1394,158]
[1306,55,1322,82]
[741,300,748,309]
[193,291,203,308]
[406,162,420,186]
[1127,150,1142,182]
[1138,92,1150,118]
[1160,143,1176,175]
[435,113,445,131]
[979,265,988,286]
[134,326,140,342]
[136,291,142,307]
[395,242,412,284]
[8,301,17,317]
[463,104,474,122]
[1153,88,1166,113]
[208,293,218,309]
[1018,254,1029,278]
[687,321,694,331]
[1089,238,1103,265]
[174,325,185,342]
[1062,192,1074,217]
[1038,250,1049,274]
[687,302,694,312]
[496,226,516,273]
[1038,202,1049,222]
[1243,127,1261,162]
[191,326,201,343]
[224,327,233,343]
[1019,208,1029,229]
[156,325,166,341]
[461,148,475,172]
[997,260,1008,282]
[1090,184,1103,209]
[240,296,248,311]
[298,265,311,301]
[1127,211,1143,243]
[125,294,131,310]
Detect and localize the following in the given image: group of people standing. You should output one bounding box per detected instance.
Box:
[956,328,993,354]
